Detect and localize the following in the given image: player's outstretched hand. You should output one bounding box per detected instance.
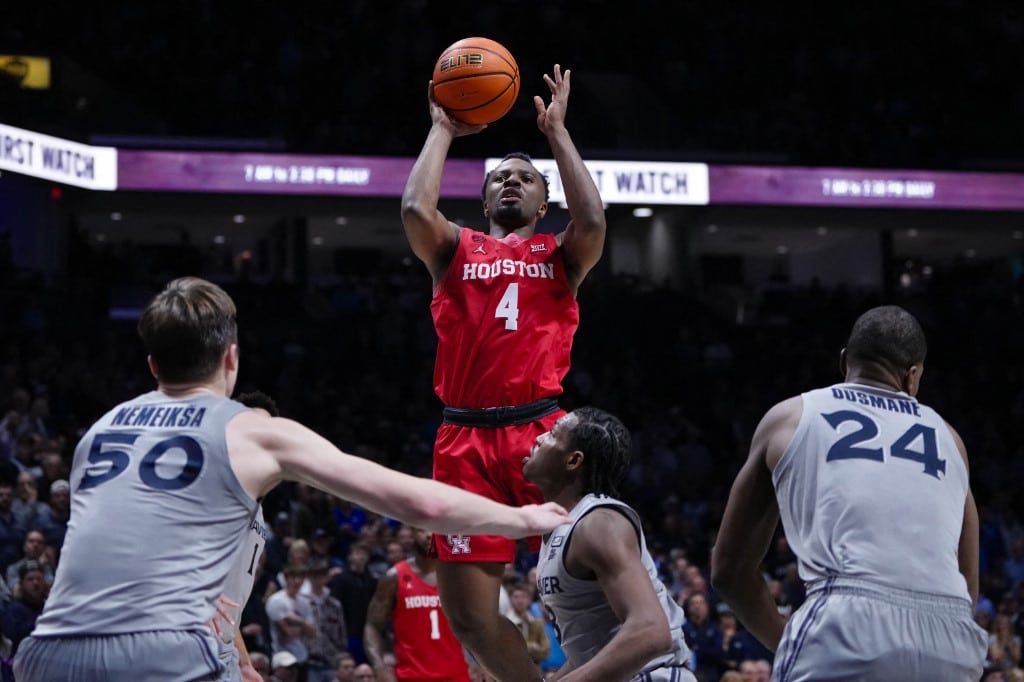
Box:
[534,64,570,135]
[517,501,572,536]
[427,81,487,137]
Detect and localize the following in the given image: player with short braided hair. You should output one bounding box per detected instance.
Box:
[523,408,696,681]
[562,406,631,499]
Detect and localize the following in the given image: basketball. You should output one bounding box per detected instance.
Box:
[432,37,519,125]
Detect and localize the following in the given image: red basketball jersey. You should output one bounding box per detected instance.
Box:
[431,229,579,408]
[392,560,469,681]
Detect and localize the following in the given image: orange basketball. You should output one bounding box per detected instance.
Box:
[432,37,519,125]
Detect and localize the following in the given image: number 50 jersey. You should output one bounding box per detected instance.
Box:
[35,391,256,636]
[431,229,579,409]
[774,383,971,600]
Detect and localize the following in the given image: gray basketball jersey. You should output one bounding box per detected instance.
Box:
[219,505,268,644]
[537,494,691,673]
[774,383,970,599]
[35,391,256,635]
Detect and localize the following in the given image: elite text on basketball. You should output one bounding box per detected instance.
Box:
[439,53,483,72]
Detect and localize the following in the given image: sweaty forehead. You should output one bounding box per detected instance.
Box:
[553,413,579,438]
[493,159,540,176]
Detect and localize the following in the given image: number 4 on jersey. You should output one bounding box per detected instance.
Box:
[495,283,519,330]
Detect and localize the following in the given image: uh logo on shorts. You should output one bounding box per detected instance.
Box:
[447,534,472,555]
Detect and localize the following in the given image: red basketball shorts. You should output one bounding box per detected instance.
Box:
[431,410,563,563]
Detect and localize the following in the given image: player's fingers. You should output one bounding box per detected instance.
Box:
[214,605,235,624]
[209,617,223,638]
[219,596,240,608]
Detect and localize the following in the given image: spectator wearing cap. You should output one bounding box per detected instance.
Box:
[270,650,299,682]
[309,527,344,575]
[0,559,49,654]
[249,651,270,679]
[303,559,347,682]
[263,511,293,578]
[266,563,316,669]
[38,478,69,550]
[5,528,52,593]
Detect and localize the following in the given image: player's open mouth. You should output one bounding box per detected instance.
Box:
[500,190,521,201]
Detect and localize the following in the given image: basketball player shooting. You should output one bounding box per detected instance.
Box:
[400,63,606,681]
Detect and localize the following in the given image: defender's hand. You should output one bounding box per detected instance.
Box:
[516,502,572,537]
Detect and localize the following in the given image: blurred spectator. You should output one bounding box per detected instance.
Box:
[249,651,270,680]
[353,663,376,681]
[282,539,311,594]
[0,408,25,463]
[683,592,724,682]
[304,560,347,682]
[334,652,356,682]
[717,605,773,677]
[0,560,49,655]
[10,434,41,481]
[990,613,1023,671]
[0,484,25,571]
[5,529,52,592]
[270,651,300,682]
[293,484,336,541]
[38,479,69,550]
[535,604,566,677]
[35,448,67,504]
[266,564,316,668]
[1006,539,1024,593]
[329,542,376,664]
[11,471,48,530]
[264,511,293,579]
[739,658,771,682]
[310,527,345,575]
[503,582,549,669]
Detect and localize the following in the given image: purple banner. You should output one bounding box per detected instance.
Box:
[117,150,486,198]
[710,165,1024,210]
[116,148,1024,211]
